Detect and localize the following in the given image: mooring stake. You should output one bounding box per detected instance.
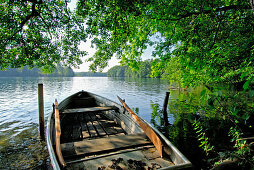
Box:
[38,83,45,141]
[162,92,170,127]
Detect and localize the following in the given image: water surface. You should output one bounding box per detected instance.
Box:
[0,77,169,169]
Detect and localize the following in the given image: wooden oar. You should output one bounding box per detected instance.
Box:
[117,96,163,157]
[54,100,67,168]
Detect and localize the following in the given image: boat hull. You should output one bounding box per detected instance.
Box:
[46,91,192,169]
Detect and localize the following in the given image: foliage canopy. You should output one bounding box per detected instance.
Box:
[76,0,254,86]
[107,59,155,78]
[0,0,86,72]
[1,0,254,85]
[0,65,74,77]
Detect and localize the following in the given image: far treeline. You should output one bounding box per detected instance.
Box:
[75,72,107,77]
[107,59,160,78]
[0,65,74,77]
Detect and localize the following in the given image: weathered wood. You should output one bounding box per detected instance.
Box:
[97,119,119,134]
[88,113,107,136]
[108,110,143,134]
[80,122,90,138]
[80,114,90,138]
[38,84,45,140]
[61,124,73,143]
[93,113,124,135]
[55,100,67,168]
[66,145,155,165]
[70,98,96,108]
[162,92,170,127]
[72,124,81,140]
[61,133,151,157]
[117,96,164,157]
[62,106,118,114]
[85,119,97,138]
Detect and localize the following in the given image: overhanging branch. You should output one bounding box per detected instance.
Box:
[151,5,251,21]
[6,1,41,42]
[251,0,254,11]
[20,2,40,29]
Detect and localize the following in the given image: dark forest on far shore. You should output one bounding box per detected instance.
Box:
[0,65,74,77]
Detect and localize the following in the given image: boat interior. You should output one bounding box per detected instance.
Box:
[53,92,175,169]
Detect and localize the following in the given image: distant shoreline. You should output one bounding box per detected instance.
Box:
[74,72,107,77]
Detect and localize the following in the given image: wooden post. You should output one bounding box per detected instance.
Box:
[38,83,45,141]
[162,92,170,127]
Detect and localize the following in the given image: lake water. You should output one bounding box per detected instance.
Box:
[0,77,170,169]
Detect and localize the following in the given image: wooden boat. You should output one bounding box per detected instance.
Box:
[46,91,192,169]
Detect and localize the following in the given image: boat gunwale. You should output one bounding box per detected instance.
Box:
[47,92,82,170]
[141,118,192,168]
[46,112,60,170]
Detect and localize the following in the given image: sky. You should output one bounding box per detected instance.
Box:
[68,0,154,72]
[73,40,121,72]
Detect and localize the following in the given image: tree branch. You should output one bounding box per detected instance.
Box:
[6,1,41,43]
[20,2,40,29]
[150,5,251,21]
[38,14,53,40]
[25,0,42,4]
[250,0,254,11]
[209,21,221,50]
[179,5,251,20]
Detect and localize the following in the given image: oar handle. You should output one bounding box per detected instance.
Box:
[55,100,67,168]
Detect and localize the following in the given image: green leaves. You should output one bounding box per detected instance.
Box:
[0,0,86,72]
[107,59,154,78]
[243,80,251,90]
[228,127,250,156]
[193,119,214,155]
[76,0,156,71]
[2,0,253,81]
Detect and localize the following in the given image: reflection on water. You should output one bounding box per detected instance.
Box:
[0,77,169,169]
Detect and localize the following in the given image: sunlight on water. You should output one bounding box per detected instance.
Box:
[0,77,169,169]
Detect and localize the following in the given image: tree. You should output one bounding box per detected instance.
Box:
[107,59,156,78]
[0,65,74,77]
[159,56,183,86]
[2,0,253,85]
[0,0,86,72]
[76,0,254,86]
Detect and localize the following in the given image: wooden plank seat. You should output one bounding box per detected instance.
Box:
[62,106,118,114]
[61,133,151,158]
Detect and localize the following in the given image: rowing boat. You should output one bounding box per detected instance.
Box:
[46,91,192,169]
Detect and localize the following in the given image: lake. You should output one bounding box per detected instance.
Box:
[0,77,171,169]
